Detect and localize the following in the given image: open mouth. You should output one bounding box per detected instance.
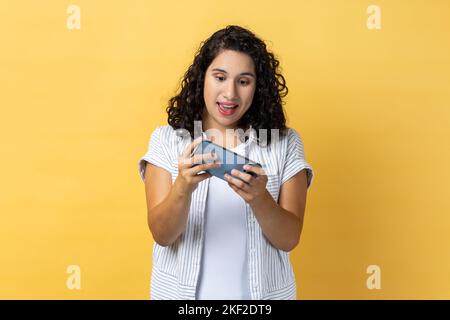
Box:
[217,102,238,116]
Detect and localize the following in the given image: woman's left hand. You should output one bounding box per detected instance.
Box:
[224,165,268,204]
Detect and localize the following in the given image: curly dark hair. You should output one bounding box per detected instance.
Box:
[166,25,288,146]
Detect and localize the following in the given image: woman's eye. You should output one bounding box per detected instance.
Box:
[215,76,249,86]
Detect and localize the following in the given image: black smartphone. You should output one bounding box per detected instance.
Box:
[191,139,262,182]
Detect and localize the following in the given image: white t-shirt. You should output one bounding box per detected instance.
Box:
[196,142,251,300]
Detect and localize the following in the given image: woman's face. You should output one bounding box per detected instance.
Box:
[203,49,256,130]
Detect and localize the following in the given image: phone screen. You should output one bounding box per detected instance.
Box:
[191,140,262,181]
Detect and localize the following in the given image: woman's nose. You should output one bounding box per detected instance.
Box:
[224,81,238,100]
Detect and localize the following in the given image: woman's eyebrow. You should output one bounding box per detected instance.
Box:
[211,68,255,78]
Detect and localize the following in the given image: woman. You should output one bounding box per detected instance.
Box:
[139,25,314,300]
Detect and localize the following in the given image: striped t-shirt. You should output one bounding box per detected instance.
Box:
[139,125,314,300]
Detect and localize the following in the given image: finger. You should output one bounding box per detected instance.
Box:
[244,164,266,177]
[191,152,218,165]
[181,152,218,167]
[228,182,239,193]
[228,182,249,199]
[230,169,253,184]
[181,136,208,158]
[224,173,249,190]
[190,171,212,184]
[188,161,222,175]
[228,182,240,193]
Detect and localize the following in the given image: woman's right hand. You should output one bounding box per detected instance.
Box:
[174,136,221,195]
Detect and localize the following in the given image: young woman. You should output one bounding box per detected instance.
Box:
[139,25,314,300]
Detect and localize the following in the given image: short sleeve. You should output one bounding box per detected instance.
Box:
[138,126,173,182]
[280,128,314,189]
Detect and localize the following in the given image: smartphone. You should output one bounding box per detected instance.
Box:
[191,139,262,182]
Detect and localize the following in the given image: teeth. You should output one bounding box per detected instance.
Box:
[219,103,238,109]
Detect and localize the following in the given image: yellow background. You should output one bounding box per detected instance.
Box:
[1,0,449,299]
